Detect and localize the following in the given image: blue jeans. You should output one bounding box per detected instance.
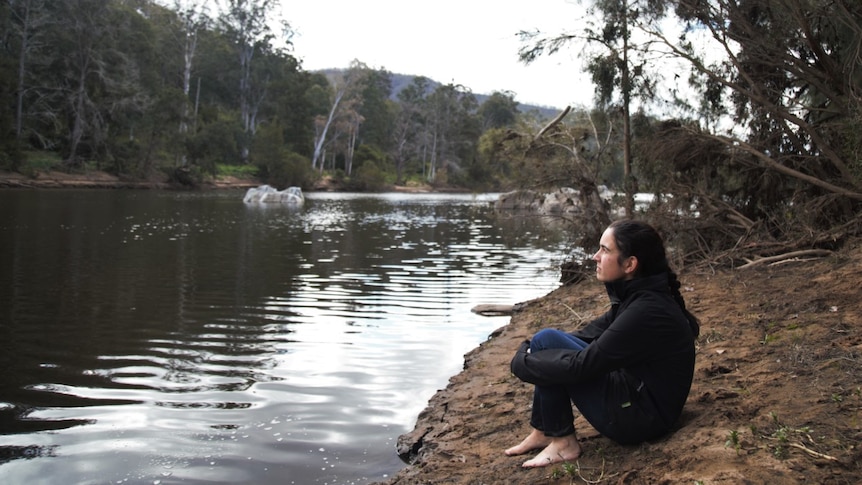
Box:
[528,328,606,437]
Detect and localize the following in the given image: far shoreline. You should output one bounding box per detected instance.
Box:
[0,169,457,194]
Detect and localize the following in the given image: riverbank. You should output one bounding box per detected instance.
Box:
[0,169,440,192]
[0,169,259,190]
[376,243,862,484]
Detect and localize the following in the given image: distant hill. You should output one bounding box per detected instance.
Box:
[316,69,564,120]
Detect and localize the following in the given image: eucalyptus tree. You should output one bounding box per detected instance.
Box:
[217,0,289,161]
[186,22,308,174]
[8,0,50,142]
[173,0,209,161]
[109,1,186,175]
[520,0,670,217]
[266,62,322,158]
[47,0,151,167]
[0,2,20,166]
[423,83,479,183]
[191,26,240,110]
[477,90,519,130]
[338,63,394,176]
[324,68,397,177]
[391,76,430,184]
[640,0,862,237]
[491,105,614,249]
[356,68,394,153]
[310,61,378,174]
[5,0,71,161]
[311,66,353,172]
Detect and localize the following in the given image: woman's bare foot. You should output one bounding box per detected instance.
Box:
[504,429,552,456]
[521,435,582,468]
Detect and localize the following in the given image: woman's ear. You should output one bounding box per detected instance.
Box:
[624,256,639,276]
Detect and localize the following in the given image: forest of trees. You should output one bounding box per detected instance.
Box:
[2,0,861,265]
[0,0,556,192]
[511,0,862,264]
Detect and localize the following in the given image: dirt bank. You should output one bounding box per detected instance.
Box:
[0,170,438,192]
[0,170,260,190]
[377,242,862,484]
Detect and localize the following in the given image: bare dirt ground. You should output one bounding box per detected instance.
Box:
[379,241,862,485]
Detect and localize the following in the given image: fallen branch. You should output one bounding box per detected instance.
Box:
[471,296,544,316]
[787,442,839,462]
[576,458,609,484]
[470,304,516,316]
[737,249,833,269]
[534,106,571,141]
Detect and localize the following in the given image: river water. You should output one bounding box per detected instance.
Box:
[0,189,573,485]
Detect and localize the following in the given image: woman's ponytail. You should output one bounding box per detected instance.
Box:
[668,271,700,338]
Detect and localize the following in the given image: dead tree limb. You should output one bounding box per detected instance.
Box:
[737,249,833,269]
[534,106,571,141]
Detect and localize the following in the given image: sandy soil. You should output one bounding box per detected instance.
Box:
[378,241,862,485]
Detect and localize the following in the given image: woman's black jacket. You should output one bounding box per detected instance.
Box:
[510,273,697,440]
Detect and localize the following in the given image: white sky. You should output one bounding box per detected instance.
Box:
[283,0,593,109]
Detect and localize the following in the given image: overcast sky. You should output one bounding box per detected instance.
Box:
[284,0,593,109]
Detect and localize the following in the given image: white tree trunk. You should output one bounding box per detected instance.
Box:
[312,89,344,169]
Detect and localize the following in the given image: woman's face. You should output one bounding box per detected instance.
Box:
[593,227,635,282]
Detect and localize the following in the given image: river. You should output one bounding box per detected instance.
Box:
[0,189,574,485]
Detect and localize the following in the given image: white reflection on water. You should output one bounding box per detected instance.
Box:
[0,190,572,485]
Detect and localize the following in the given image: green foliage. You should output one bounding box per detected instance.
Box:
[725,429,742,455]
[356,69,395,151]
[217,163,259,179]
[170,164,204,187]
[350,160,386,191]
[0,37,20,171]
[0,141,25,172]
[187,119,242,174]
[9,0,859,239]
[252,121,311,189]
[10,150,58,176]
[353,144,386,173]
[0,0,540,192]
[478,91,519,130]
[260,151,311,189]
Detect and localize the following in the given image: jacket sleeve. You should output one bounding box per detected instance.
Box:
[510,342,581,387]
[511,295,661,386]
[510,340,616,386]
[509,309,614,386]
[570,309,613,342]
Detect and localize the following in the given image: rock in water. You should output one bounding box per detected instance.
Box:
[243,185,304,205]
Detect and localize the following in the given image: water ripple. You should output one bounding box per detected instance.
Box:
[0,191,570,484]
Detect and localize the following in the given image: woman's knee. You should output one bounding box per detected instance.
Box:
[531,328,574,351]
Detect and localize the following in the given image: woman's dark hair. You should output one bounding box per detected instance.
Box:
[609,219,700,337]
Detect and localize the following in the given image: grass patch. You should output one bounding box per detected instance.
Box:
[216,163,259,179]
[21,151,63,173]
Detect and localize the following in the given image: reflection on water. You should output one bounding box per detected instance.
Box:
[0,190,573,484]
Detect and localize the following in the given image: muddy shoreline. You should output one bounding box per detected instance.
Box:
[0,170,439,192]
[375,248,862,484]
[0,170,259,190]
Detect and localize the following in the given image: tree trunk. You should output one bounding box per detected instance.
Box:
[621,5,635,218]
[67,62,89,165]
[312,89,344,169]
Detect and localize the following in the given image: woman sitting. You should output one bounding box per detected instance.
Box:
[506,219,700,468]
